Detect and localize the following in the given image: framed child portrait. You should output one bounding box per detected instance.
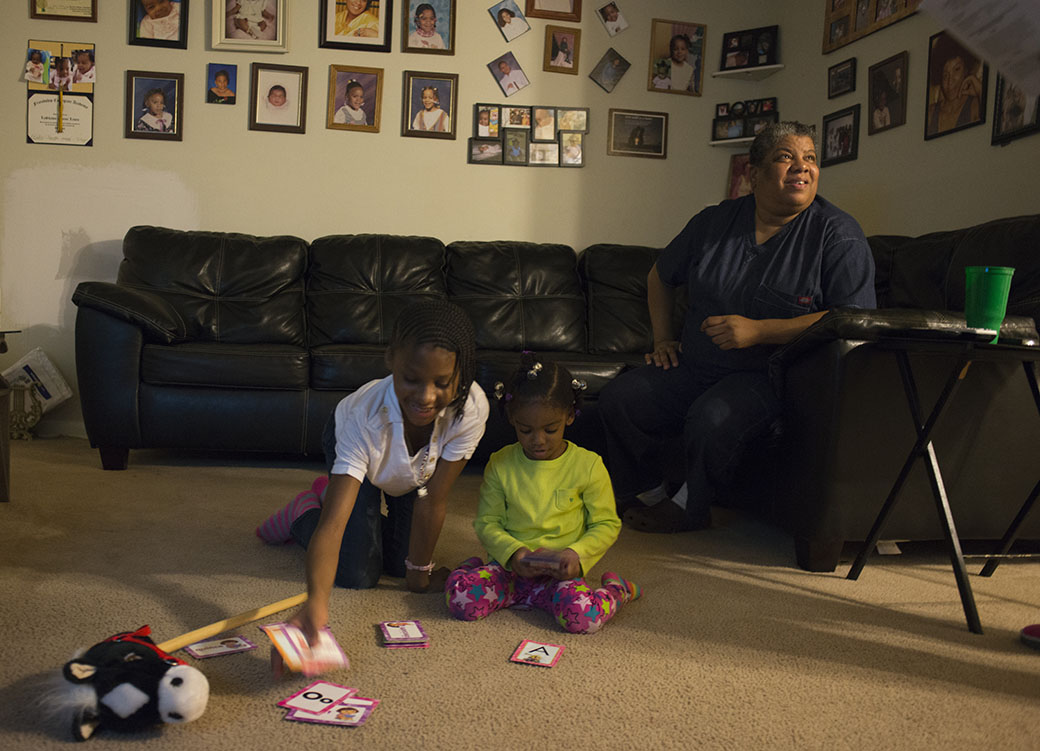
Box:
[214,0,287,52]
[992,73,1040,146]
[607,108,667,159]
[503,129,530,165]
[124,70,184,141]
[327,64,383,133]
[647,18,706,96]
[401,70,458,139]
[526,0,580,23]
[320,0,392,52]
[31,0,98,22]
[543,25,580,75]
[867,51,907,135]
[403,0,455,54]
[821,103,860,167]
[924,30,987,141]
[474,104,501,139]
[596,2,627,36]
[205,63,238,104]
[249,62,308,134]
[559,132,584,167]
[129,0,188,49]
[489,52,530,98]
[489,0,531,42]
[589,48,630,93]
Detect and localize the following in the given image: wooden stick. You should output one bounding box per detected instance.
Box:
[157,592,307,653]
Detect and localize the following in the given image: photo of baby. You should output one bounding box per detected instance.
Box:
[131,0,188,48]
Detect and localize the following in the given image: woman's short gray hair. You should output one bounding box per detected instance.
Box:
[749,121,817,166]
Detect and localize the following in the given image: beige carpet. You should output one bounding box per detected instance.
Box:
[0,437,1037,750]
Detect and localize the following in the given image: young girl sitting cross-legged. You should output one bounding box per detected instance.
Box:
[445,352,641,634]
[256,300,489,642]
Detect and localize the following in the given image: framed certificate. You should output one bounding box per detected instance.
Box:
[30,0,98,22]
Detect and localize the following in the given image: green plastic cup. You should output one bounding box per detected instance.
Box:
[964,266,1014,341]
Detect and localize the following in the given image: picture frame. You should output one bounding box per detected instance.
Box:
[474,103,501,139]
[823,0,922,54]
[214,0,288,52]
[129,0,187,48]
[531,106,557,143]
[559,131,584,167]
[745,112,778,137]
[595,2,627,37]
[317,0,389,51]
[556,107,589,133]
[924,30,988,141]
[205,63,238,105]
[468,138,504,164]
[488,0,531,43]
[543,25,580,75]
[31,0,97,22]
[501,105,531,129]
[528,141,560,166]
[607,108,667,159]
[503,129,530,165]
[525,0,580,23]
[992,72,1040,146]
[867,50,907,135]
[124,70,184,141]
[488,52,530,97]
[327,64,383,133]
[720,25,778,71]
[821,103,860,167]
[828,57,856,99]
[712,116,744,142]
[648,18,706,96]
[249,62,308,134]
[726,153,753,200]
[403,0,455,54]
[402,70,458,139]
[589,48,630,93]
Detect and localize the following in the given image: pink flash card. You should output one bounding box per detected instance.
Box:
[510,639,565,668]
[285,697,380,726]
[277,680,357,715]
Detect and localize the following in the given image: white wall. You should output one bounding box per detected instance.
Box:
[2,1,1038,438]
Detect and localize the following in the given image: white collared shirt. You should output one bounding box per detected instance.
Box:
[330,375,488,497]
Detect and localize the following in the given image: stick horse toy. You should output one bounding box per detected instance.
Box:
[53,592,306,741]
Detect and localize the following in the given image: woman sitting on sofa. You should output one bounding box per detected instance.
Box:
[599,121,876,532]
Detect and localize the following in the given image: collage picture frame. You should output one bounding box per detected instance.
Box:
[469,103,587,167]
[711,98,778,142]
[823,0,922,54]
[719,25,778,71]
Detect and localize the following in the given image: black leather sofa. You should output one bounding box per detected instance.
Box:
[72,217,1040,571]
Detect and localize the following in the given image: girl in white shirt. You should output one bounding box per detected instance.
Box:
[256,301,489,642]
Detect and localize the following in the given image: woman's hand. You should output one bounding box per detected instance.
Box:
[645,340,681,369]
[288,600,328,645]
[700,315,762,349]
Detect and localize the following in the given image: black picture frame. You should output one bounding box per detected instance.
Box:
[828,57,856,99]
[821,103,860,167]
[559,131,584,167]
[528,141,560,166]
[128,0,188,49]
[401,70,458,139]
[992,73,1040,146]
[607,108,667,159]
[124,70,184,141]
[531,106,557,143]
[320,0,393,52]
[474,103,502,140]
[402,0,456,55]
[556,107,589,133]
[924,30,988,141]
[868,50,908,135]
[589,48,630,93]
[712,116,744,141]
[503,129,530,165]
[468,138,504,164]
[249,62,309,134]
[720,24,778,71]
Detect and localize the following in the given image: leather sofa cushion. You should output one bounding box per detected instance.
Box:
[447,241,586,352]
[120,226,307,346]
[310,344,392,390]
[142,342,309,389]
[307,234,447,347]
[580,244,659,355]
[948,214,1040,321]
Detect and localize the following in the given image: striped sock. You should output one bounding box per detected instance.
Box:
[256,489,321,544]
[601,572,642,604]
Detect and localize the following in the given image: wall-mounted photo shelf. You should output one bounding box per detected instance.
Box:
[711,64,784,81]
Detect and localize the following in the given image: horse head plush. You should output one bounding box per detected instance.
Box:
[59,626,209,741]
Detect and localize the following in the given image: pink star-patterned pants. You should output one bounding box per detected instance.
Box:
[445,557,628,634]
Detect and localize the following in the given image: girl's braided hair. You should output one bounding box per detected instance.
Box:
[388,299,477,422]
[492,351,587,418]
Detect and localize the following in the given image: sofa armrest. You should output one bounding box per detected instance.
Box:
[72,282,187,344]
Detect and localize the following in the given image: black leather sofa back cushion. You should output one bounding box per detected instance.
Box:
[581,244,659,355]
[307,234,447,347]
[119,226,308,346]
[446,241,586,352]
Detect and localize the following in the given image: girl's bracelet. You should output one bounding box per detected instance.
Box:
[405,558,435,573]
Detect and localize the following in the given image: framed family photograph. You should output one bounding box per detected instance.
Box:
[474,103,501,139]
[501,105,531,128]
[557,107,588,132]
[607,108,667,158]
[828,57,855,99]
[402,70,458,139]
[525,0,580,22]
[320,0,392,52]
[596,2,627,36]
[468,139,504,165]
[489,0,531,42]
[992,73,1040,146]
[821,103,860,167]
[544,25,580,75]
[489,52,530,97]
[925,30,987,141]
[327,64,383,132]
[206,63,238,104]
[648,18,706,96]
[589,48,630,93]
[531,106,557,142]
[214,0,287,52]
[868,51,907,135]
[249,62,307,134]
[529,141,560,166]
[503,129,529,165]
[559,131,584,167]
[124,70,183,141]
[403,0,455,54]
[720,25,778,71]
[129,0,188,48]
[31,0,97,22]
